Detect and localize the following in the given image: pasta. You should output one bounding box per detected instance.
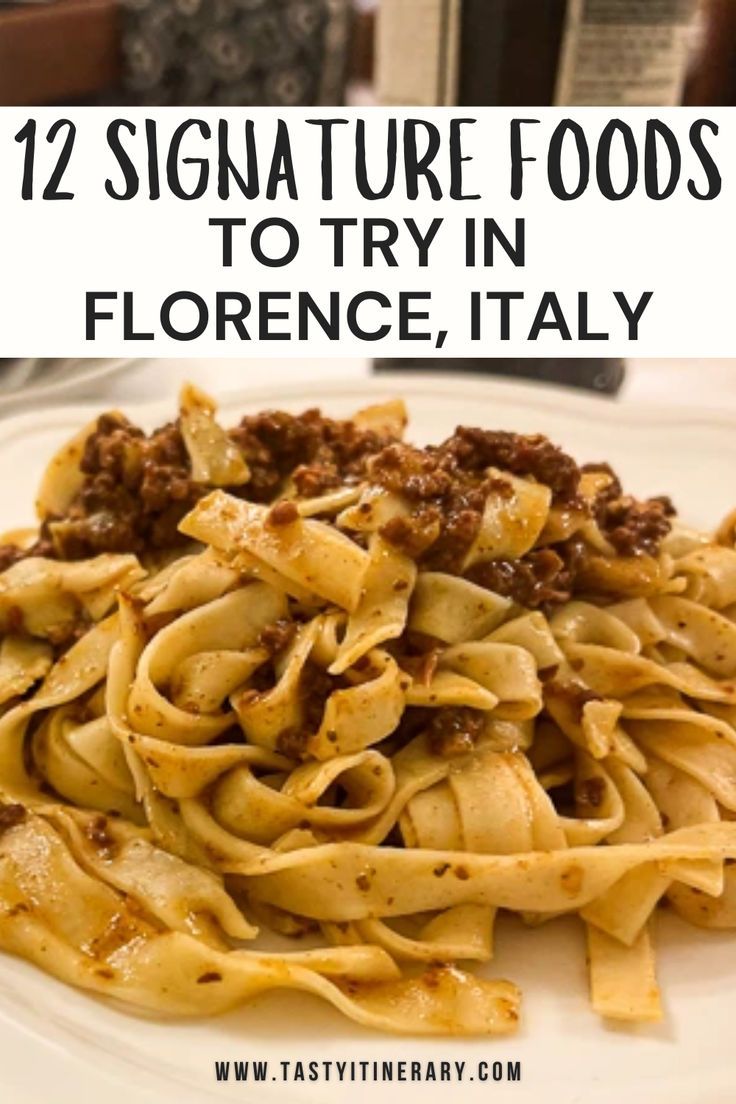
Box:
[0,385,735,1036]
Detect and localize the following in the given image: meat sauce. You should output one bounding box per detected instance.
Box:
[426,707,487,758]
[229,408,396,502]
[369,432,673,605]
[0,410,674,611]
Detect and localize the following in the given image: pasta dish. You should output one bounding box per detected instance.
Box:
[0,385,734,1036]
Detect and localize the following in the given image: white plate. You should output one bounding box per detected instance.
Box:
[1,375,734,1104]
[0,359,134,413]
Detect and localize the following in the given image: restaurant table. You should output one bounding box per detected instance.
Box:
[0,0,120,107]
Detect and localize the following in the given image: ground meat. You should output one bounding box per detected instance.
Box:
[370,430,673,583]
[301,662,334,733]
[424,494,491,573]
[0,537,55,572]
[229,409,397,503]
[1,403,675,620]
[267,500,300,527]
[15,409,393,567]
[275,726,310,758]
[270,661,335,758]
[369,443,454,501]
[0,803,26,836]
[292,464,342,498]
[438,427,582,505]
[600,497,673,556]
[466,545,584,609]
[650,495,676,518]
[370,446,485,570]
[380,510,442,559]
[258,619,297,656]
[370,429,584,573]
[581,461,622,500]
[577,776,606,810]
[19,409,394,565]
[426,707,486,758]
[370,432,581,507]
[85,814,116,857]
[466,513,672,609]
[40,415,205,559]
[583,462,674,555]
[0,544,26,572]
[378,495,491,571]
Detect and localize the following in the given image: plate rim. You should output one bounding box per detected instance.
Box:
[0,358,135,411]
[2,371,736,433]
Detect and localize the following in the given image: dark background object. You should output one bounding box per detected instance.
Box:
[458,0,723,108]
[0,0,122,107]
[373,359,626,396]
[684,0,736,105]
[458,0,568,107]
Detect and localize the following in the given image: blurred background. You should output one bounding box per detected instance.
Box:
[1,0,735,109]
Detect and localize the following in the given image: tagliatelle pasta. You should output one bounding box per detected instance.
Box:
[0,388,735,1036]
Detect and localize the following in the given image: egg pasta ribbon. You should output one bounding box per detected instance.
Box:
[0,390,734,1036]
